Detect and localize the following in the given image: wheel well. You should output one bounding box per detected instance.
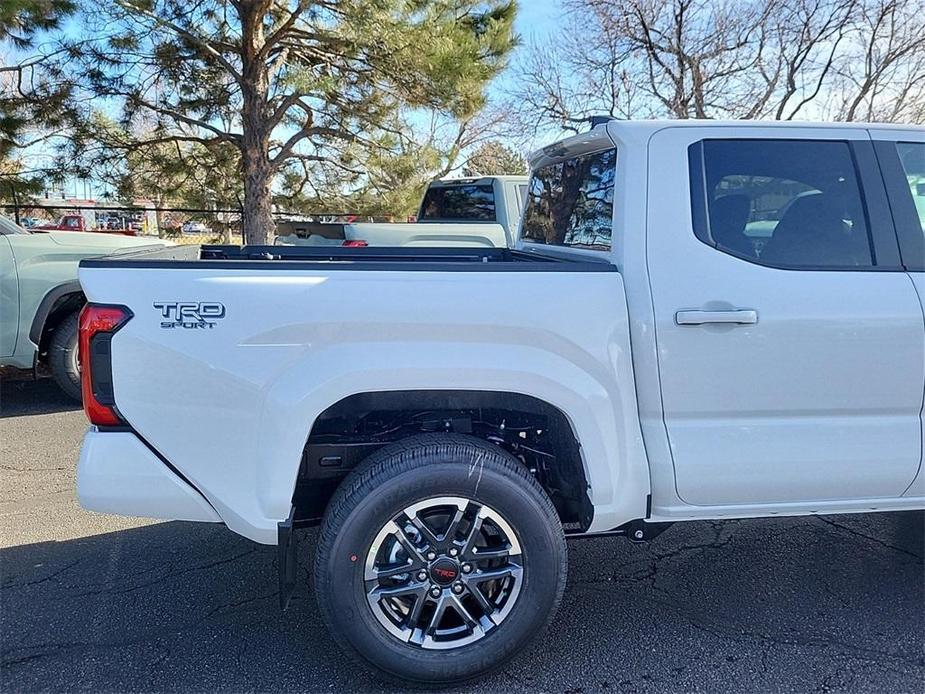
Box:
[36,292,84,361]
[294,390,593,531]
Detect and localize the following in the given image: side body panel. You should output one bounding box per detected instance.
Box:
[78,265,650,544]
[603,122,675,515]
[869,126,925,497]
[904,269,925,498]
[0,235,19,357]
[645,125,924,511]
[2,234,88,368]
[1,231,166,368]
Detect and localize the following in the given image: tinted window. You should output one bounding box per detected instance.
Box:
[522,148,616,250]
[418,184,495,221]
[896,142,925,234]
[692,140,873,268]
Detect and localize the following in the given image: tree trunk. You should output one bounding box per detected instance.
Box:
[239,0,275,246]
[241,130,274,244]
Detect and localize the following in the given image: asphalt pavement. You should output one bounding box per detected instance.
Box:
[1,377,923,693]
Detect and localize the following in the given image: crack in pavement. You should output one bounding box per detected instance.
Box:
[815,516,923,560]
[59,548,261,600]
[2,584,277,671]
[0,464,70,473]
[571,582,921,672]
[1,558,83,590]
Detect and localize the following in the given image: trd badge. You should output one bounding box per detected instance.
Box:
[153,301,226,329]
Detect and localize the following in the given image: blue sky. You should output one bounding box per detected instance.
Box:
[501,0,559,91]
[514,0,559,36]
[485,0,563,149]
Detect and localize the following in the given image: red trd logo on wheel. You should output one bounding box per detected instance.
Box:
[430,560,460,584]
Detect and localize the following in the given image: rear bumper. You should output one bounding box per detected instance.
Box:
[78,428,221,523]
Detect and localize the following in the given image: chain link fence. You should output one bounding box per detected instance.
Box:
[0,201,397,245]
[1,202,243,244]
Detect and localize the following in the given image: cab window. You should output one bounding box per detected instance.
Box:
[521,148,616,250]
[418,184,495,222]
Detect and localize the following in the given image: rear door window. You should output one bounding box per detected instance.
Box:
[521,148,616,250]
[690,139,874,269]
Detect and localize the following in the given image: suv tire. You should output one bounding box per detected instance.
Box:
[314,434,567,686]
[48,310,81,401]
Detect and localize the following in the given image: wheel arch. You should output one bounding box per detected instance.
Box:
[29,281,84,358]
[286,387,641,532]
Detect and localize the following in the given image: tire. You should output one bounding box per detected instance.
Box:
[48,310,81,401]
[314,434,568,687]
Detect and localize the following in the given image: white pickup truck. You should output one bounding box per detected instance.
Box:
[275,175,528,248]
[75,120,925,686]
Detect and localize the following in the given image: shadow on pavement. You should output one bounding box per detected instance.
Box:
[0,512,921,692]
[0,377,81,418]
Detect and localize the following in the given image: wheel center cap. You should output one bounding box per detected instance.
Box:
[429,558,459,585]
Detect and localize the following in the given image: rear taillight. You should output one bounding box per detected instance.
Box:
[342,239,368,247]
[79,304,132,426]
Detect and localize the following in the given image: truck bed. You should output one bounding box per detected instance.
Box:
[76,241,631,543]
[79,244,616,273]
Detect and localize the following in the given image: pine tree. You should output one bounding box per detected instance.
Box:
[1,0,75,196]
[65,0,518,243]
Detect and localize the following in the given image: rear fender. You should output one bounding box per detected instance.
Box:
[29,281,84,347]
[258,342,651,537]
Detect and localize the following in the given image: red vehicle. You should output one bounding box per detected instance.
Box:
[34,214,137,236]
[34,215,88,232]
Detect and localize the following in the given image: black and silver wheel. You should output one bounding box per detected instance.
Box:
[314,434,567,686]
[48,309,81,402]
[365,496,523,650]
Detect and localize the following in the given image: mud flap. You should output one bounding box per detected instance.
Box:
[278,506,297,610]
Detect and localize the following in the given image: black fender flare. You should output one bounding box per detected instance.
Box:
[29,280,83,345]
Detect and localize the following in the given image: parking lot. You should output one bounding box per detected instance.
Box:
[1,377,922,693]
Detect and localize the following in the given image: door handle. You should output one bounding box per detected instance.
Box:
[675,309,758,325]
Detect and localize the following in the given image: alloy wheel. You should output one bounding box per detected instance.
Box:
[364,496,523,650]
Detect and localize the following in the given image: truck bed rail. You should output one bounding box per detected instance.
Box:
[80,244,617,273]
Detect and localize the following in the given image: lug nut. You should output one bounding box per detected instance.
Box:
[429,586,441,598]
[452,582,464,595]
[417,571,427,582]
[461,563,472,574]
[448,547,458,557]
[426,551,437,561]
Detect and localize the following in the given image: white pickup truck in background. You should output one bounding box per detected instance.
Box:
[75,120,924,686]
[275,175,527,248]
